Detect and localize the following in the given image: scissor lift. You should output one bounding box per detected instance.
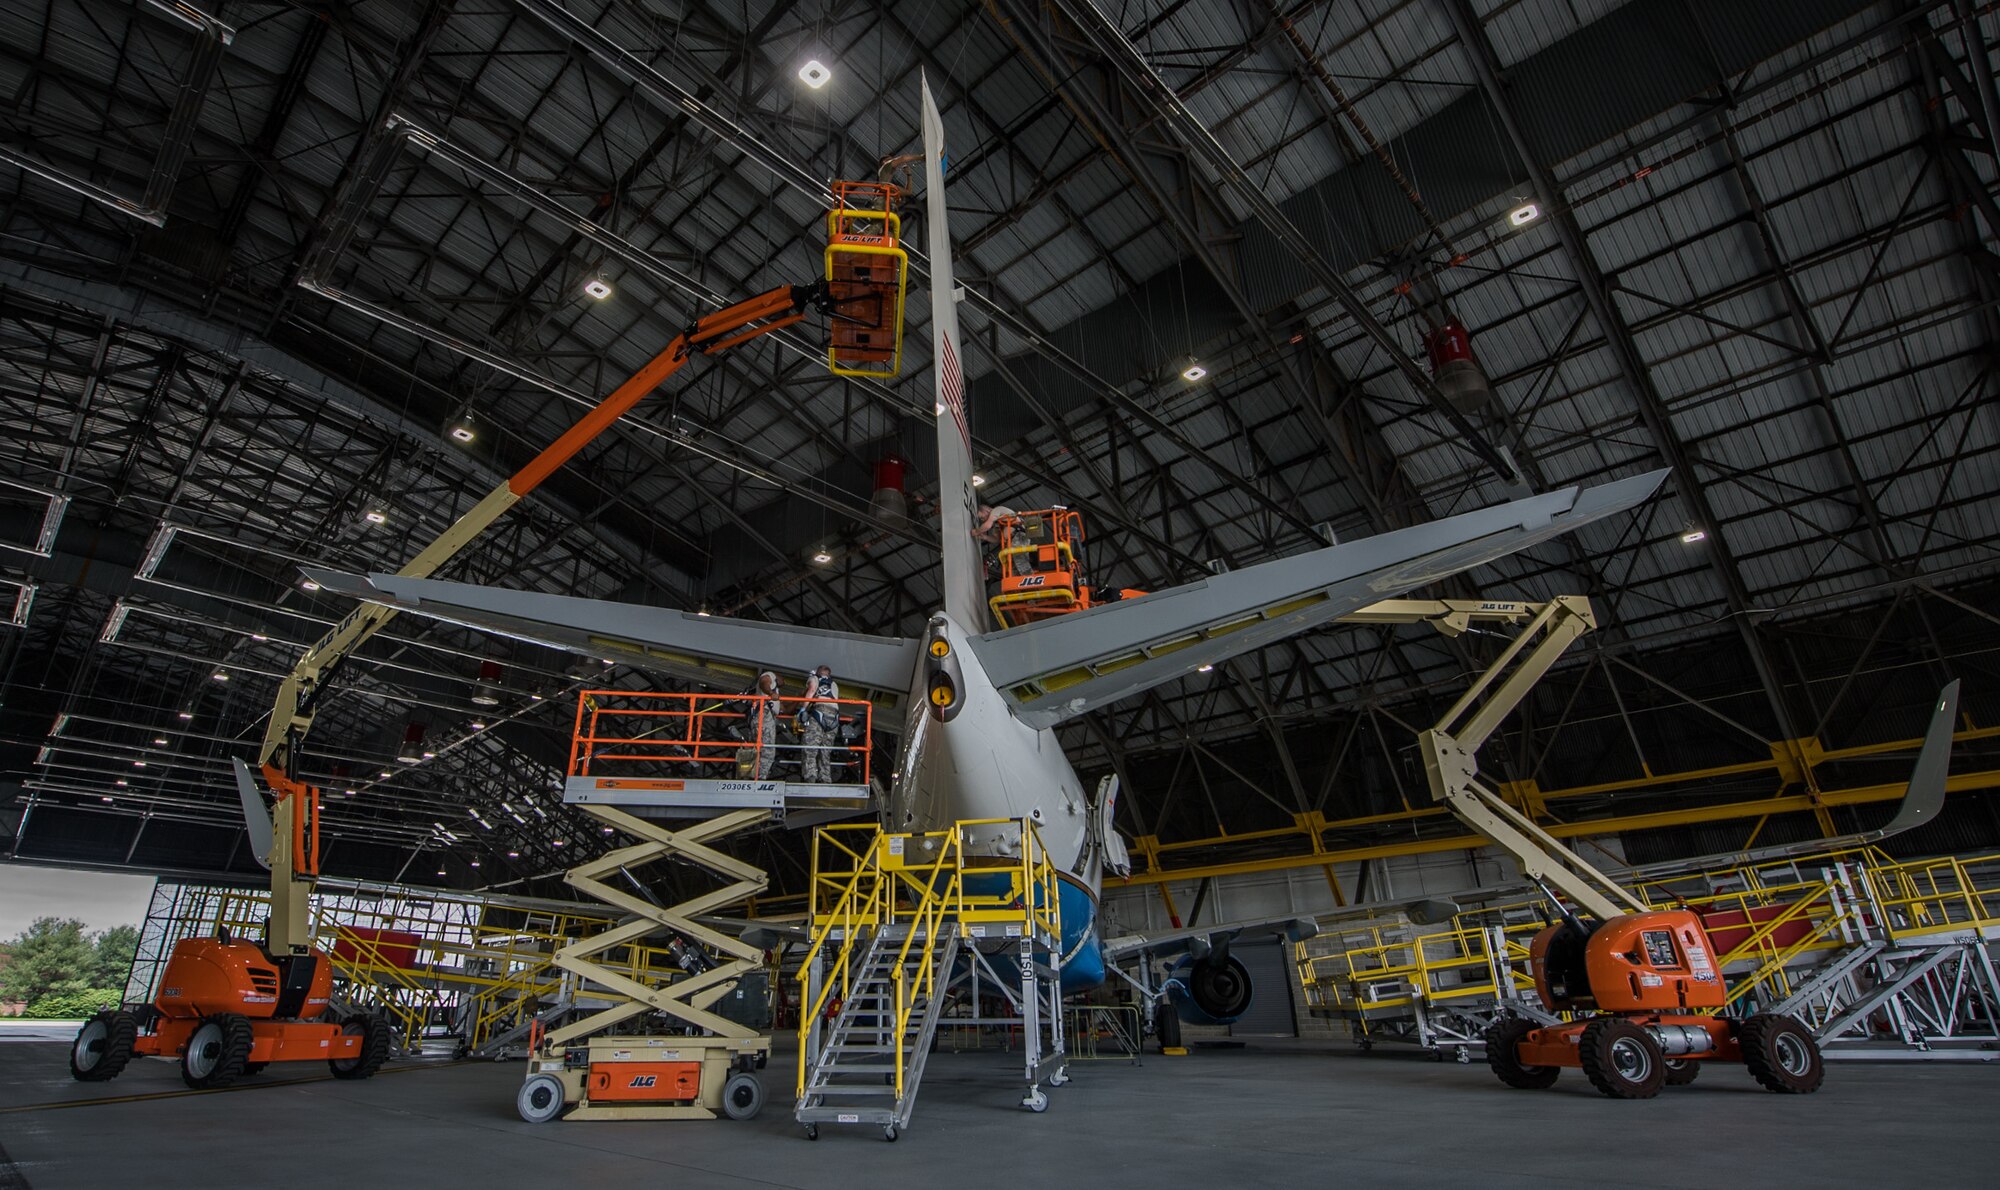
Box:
[515,689,874,1123]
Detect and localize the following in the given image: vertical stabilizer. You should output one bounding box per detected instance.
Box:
[921,73,988,633]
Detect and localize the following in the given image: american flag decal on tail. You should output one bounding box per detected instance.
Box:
[939,332,970,452]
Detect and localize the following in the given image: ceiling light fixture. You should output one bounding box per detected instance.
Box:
[301,579,321,592]
[343,788,356,797]
[812,548,834,565]
[449,417,476,444]
[1181,362,1208,382]
[251,633,268,642]
[1681,528,1708,544]
[798,59,831,88]
[1507,201,1541,227]
[583,277,613,301]
[152,737,167,745]
[132,760,146,767]
[177,711,193,720]
[469,721,486,731]
[363,509,388,525]
[212,671,229,682]
[507,850,519,858]
[1197,664,1214,673]
[116,779,128,787]
[970,473,987,488]
[695,606,711,618]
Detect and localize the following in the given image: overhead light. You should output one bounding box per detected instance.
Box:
[1507,201,1541,227]
[971,473,987,488]
[132,760,146,767]
[600,658,615,666]
[530,693,544,701]
[1197,664,1214,673]
[398,722,426,764]
[448,417,477,444]
[251,633,268,642]
[177,711,193,720]
[470,859,481,868]
[583,278,613,301]
[343,788,356,797]
[421,751,436,760]
[1681,528,1708,544]
[379,770,394,779]
[507,850,519,858]
[301,579,320,591]
[1181,362,1208,382]
[602,826,615,834]
[363,509,388,525]
[437,867,447,877]
[101,795,114,802]
[812,549,834,565]
[552,838,566,848]
[798,59,831,88]
[152,737,167,745]
[115,779,128,787]
[470,721,486,731]
[212,672,229,682]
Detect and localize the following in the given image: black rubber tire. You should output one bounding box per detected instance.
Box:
[1156,1006,1182,1051]
[1738,1013,1824,1094]
[804,1124,819,1141]
[329,1015,392,1080]
[1578,1017,1666,1100]
[721,1071,764,1121]
[517,1073,566,1123]
[1663,1058,1700,1086]
[181,1013,254,1089]
[70,1011,138,1082]
[1484,1017,1559,1090]
[243,1062,269,1075]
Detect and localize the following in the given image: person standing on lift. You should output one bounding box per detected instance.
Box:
[799,665,841,782]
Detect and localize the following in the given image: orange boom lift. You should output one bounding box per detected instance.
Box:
[986,507,1144,628]
[67,181,909,1091]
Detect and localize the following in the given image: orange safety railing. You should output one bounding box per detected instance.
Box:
[567,689,874,787]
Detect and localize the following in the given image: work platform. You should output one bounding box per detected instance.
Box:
[795,818,1067,1141]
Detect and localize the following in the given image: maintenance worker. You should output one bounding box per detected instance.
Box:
[798,664,841,782]
[745,670,782,779]
[972,503,1016,544]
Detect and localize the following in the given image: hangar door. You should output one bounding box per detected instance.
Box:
[1227,942,1298,1037]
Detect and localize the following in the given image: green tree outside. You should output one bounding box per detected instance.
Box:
[0,917,140,1018]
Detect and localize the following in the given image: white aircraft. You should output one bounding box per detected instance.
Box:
[308,76,1668,1030]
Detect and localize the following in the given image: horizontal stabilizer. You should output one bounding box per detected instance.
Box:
[972,470,1669,727]
[300,570,921,709]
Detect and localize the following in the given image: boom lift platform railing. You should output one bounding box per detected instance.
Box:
[514,690,877,1123]
[795,818,1065,1142]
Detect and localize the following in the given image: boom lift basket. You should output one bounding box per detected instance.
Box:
[824,180,909,379]
[989,508,1089,628]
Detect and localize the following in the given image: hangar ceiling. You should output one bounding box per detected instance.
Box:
[1,0,1997,890]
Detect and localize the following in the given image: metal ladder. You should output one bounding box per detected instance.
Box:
[797,921,960,1140]
[795,817,1065,1141]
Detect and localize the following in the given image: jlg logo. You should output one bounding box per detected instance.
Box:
[628,1075,657,1088]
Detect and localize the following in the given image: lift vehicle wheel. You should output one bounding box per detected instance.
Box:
[804,1124,819,1141]
[329,1015,391,1080]
[70,1011,138,1082]
[1483,1017,1558,1090]
[1737,1013,1824,1094]
[181,1013,254,1090]
[721,1071,764,1121]
[1022,1087,1048,1113]
[1663,1059,1700,1086]
[883,1124,899,1143]
[517,1073,567,1123]
[1578,1018,1666,1100]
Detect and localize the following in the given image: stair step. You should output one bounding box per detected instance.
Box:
[819,1063,899,1074]
[804,1085,897,1097]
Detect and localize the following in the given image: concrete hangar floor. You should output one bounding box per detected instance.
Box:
[2,1028,1995,1189]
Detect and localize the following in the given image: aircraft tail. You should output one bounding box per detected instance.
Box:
[920,73,988,633]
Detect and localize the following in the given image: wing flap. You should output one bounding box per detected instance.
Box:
[974,470,1668,726]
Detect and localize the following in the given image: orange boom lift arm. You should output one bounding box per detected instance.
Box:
[253,186,909,951]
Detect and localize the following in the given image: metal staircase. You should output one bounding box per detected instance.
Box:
[796,818,1065,1141]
